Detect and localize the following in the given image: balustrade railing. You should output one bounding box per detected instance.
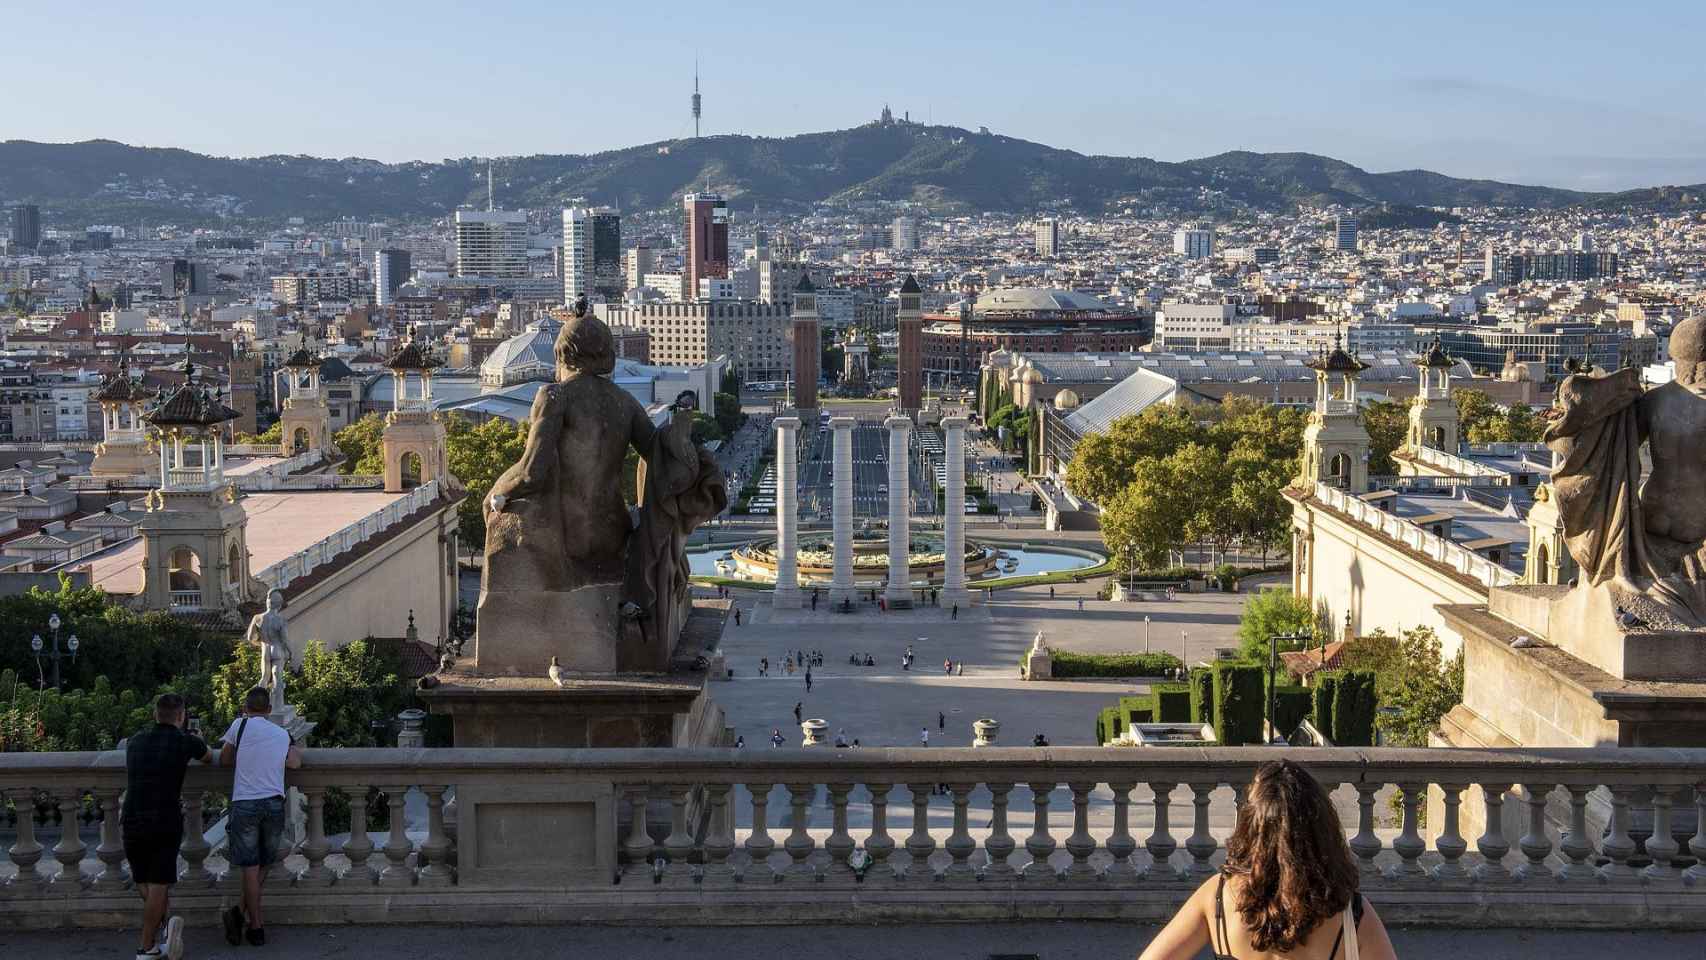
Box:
[253,480,441,591]
[0,747,1702,929]
[167,590,202,610]
[1316,483,1518,588]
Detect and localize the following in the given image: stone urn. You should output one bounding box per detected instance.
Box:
[972,718,1000,748]
[801,718,828,746]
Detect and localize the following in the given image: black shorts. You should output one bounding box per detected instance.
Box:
[124,828,183,885]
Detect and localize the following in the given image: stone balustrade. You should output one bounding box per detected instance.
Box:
[254,480,440,591]
[2,746,1703,930]
[1315,483,1518,588]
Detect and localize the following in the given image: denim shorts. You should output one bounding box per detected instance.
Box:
[227,796,286,868]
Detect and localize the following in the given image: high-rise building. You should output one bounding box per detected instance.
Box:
[1575,231,1596,253]
[563,206,623,304]
[1173,228,1214,259]
[454,209,529,278]
[374,249,411,306]
[891,216,920,251]
[683,193,729,298]
[9,204,40,250]
[1335,215,1359,252]
[1483,246,1618,284]
[625,245,654,290]
[1034,218,1060,257]
[160,259,209,296]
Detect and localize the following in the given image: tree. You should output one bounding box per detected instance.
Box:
[1360,400,1409,474]
[1453,389,1501,440]
[1099,459,1187,569]
[720,368,742,395]
[237,422,282,445]
[333,413,386,474]
[1236,588,1314,660]
[1067,405,1201,505]
[713,391,744,437]
[443,413,528,551]
[1341,626,1463,747]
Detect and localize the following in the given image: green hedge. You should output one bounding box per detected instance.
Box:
[1271,684,1313,739]
[1097,706,1123,745]
[1331,670,1378,746]
[1048,651,1185,678]
[1190,669,1215,725]
[1153,683,1192,723]
[1313,673,1337,739]
[1212,663,1265,746]
[1117,694,1154,727]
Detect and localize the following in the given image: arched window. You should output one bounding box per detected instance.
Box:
[1536,543,1550,584]
[399,451,423,489]
[292,427,310,454]
[228,542,242,584]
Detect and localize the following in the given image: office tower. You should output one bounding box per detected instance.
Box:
[891,216,920,251]
[10,204,41,249]
[565,207,623,304]
[1335,215,1359,252]
[683,193,729,298]
[161,259,209,296]
[375,248,411,306]
[1173,228,1214,259]
[1575,231,1596,253]
[790,275,820,410]
[1034,218,1060,257]
[625,245,655,291]
[590,209,622,300]
[454,209,529,278]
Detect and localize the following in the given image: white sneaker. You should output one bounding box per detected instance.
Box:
[164,916,185,960]
[134,949,162,960]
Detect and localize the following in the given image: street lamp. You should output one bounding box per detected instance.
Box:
[1144,615,1151,654]
[31,613,80,692]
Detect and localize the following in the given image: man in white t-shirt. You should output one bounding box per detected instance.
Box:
[217,687,302,948]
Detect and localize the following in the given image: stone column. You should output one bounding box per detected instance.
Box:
[884,414,913,608]
[773,416,802,608]
[940,415,971,608]
[829,416,856,606]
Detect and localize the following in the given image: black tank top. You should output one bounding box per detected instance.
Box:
[1213,875,1363,960]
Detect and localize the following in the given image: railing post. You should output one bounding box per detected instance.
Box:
[1063,781,1098,883]
[1021,781,1058,881]
[1557,783,1597,882]
[662,784,697,886]
[701,783,737,888]
[1103,781,1139,884]
[621,787,654,884]
[92,790,127,890]
[1185,782,1218,879]
[1643,786,1681,884]
[378,788,415,887]
[178,794,213,887]
[1387,781,1427,880]
[342,788,378,885]
[1598,785,1639,884]
[1349,781,1382,878]
[1684,783,1706,885]
[742,783,776,884]
[5,789,45,891]
[863,782,897,885]
[297,786,333,885]
[1473,783,1512,882]
[418,785,453,886]
[902,783,937,882]
[51,792,86,889]
[1514,783,1555,882]
[944,783,979,884]
[1146,781,1180,882]
[982,782,1017,882]
[1432,783,1468,882]
[781,783,817,883]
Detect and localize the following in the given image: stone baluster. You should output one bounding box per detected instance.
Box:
[822,783,857,886]
[1513,783,1555,882]
[1473,783,1512,882]
[417,786,453,886]
[1597,785,1638,883]
[1185,782,1218,878]
[1021,782,1058,881]
[621,787,655,883]
[297,787,333,885]
[1684,783,1706,885]
[903,783,937,882]
[662,784,697,886]
[862,783,897,884]
[782,783,817,882]
[1556,783,1597,882]
[6,790,45,891]
[50,791,86,888]
[1387,782,1427,880]
[1062,782,1099,883]
[1348,781,1382,878]
[1642,786,1681,884]
[1431,783,1469,882]
[701,783,737,888]
[981,782,1017,882]
[92,790,127,890]
[743,783,776,883]
[177,794,213,887]
[1146,782,1180,881]
[379,789,414,886]
[342,788,378,885]
[944,783,979,884]
[1102,781,1139,884]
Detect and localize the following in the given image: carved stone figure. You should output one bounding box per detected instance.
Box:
[1545,315,1706,626]
[247,589,292,707]
[476,302,727,673]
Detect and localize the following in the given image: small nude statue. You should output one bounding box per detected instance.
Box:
[247,589,293,710]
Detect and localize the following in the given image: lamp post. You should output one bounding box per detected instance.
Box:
[30,613,80,692]
[1144,615,1151,654]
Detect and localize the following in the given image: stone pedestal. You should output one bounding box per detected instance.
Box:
[883,415,913,608]
[940,416,972,608]
[829,417,855,605]
[972,718,1000,747]
[800,718,828,746]
[773,416,802,609]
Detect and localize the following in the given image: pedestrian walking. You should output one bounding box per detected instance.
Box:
[1077,597,1084,612]
[938,710,946,731]
[123,692,214,960]
[811,591,818,610]
[943,658,952,674]
[734,607,742,626]
[760,657,768,677]
[219,687,302,948]
[805,669,813,693]
[956,661,964,676]
[770,728,784,748]
[951,603,959,620]
[919,727,929,746]
[1049,586,1055,599]
[734,735,745,748]
[793,701,803,724]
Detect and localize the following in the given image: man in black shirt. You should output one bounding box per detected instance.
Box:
[123,693,214,960]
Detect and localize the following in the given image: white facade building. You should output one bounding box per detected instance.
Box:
[454,209,528,278]
[1173,229,1215,260]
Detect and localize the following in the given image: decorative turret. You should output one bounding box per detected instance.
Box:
[381,333,451,493]
[1298,331,1371,492]
[790,276,820,410]
[385,335,442,412]
[143,359,241,492]
[1407,336,1459,454]
[278,348,331,458]
[91,358,158,478]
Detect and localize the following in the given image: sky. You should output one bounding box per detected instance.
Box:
[8,0,1706,192]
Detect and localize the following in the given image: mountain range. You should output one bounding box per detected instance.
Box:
[3,124,1701,226]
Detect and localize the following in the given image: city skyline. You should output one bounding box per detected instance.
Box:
[9,0,1706,191]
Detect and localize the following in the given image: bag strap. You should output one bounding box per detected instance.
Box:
[1341,895,1362,960]
[232,716,249,758]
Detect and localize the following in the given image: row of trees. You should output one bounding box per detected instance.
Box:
[1359,388,1547,474]
[1073,397,1305,569]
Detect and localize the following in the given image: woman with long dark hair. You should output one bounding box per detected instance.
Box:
[1138,759,1398,960]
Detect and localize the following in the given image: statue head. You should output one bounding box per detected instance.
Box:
[555,311,616,378]
[266,588,285,613]
[1670,316,1706,389]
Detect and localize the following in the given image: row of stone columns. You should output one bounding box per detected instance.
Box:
[772,413,970,608]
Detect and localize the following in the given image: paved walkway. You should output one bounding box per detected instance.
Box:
[15,922,1695,959]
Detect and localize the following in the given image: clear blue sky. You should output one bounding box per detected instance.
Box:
[12,0,1706,191]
